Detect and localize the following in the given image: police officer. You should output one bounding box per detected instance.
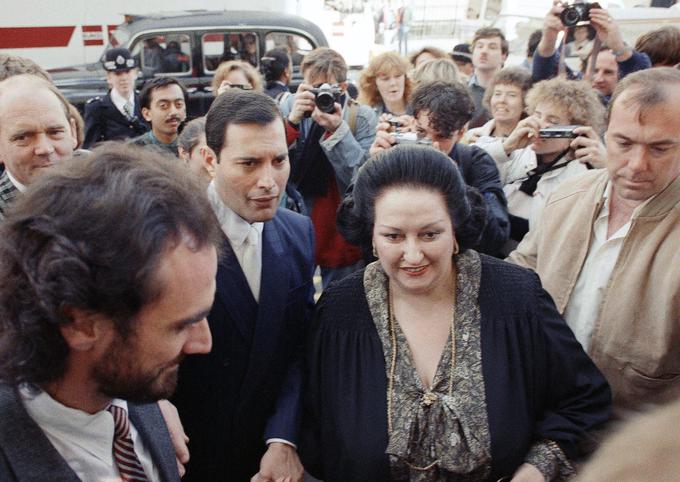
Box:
[83,48,149,148]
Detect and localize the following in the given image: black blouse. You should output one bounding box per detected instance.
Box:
[301,254,611,481]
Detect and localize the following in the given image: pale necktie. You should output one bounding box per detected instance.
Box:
[108,405,148,482]
[242,226,261,302]
[123,100,134,120]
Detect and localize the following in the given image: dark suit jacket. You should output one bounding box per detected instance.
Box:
[173,208,315,482]
[83,91,149,148]
[0,383,180,481]
[0,171,20,222]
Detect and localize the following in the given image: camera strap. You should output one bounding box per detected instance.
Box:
[518,148,572,196]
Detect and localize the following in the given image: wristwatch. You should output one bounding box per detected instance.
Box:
[612,44,631,61]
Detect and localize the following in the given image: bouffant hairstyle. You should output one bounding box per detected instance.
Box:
[337,145,487,253]
[0,144,222,387]
[211,60,263,93]
[635,26,680,67]
[482,67,533,111]
[408,46,448,67]
[525,77,605,134]
[410,81,475,137]
[412,58,461,85]
[358,51,413,107]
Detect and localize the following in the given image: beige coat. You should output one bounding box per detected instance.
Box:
[508,169,680,411]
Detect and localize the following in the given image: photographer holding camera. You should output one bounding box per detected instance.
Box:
[281,47,377,287]
[484,77,606,253]
[533,0,650,103]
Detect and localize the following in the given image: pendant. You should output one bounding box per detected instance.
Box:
[421,391,438,407]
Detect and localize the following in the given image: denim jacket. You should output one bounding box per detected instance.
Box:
[280,93,377,211]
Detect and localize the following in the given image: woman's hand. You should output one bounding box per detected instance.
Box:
[511,463,546,482]
[502,116,540,155]
[571,126,607,168]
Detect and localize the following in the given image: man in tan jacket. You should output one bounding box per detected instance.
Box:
[508,67,680,413]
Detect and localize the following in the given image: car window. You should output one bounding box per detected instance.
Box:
[202,32,259,73]
[264,32,314,67]
[130,34,192,76]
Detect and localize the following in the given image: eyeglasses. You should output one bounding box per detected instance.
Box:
[223,83,253,90]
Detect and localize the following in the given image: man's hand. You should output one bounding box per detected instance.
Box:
[288,83,316,125]
[502,116,541,155]
[537,0,565,57]
[571,126,607,168]
[158,400,190,478]
[250,442,304,482]
[511,463,546,482]
[312,102,343,134]
[588,8,629,59]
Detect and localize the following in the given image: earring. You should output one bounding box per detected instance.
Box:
[453,239,460,255]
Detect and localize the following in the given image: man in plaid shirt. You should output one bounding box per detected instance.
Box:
[0,74,76,221]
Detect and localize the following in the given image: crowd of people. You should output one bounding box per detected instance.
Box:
[0,2,680,481]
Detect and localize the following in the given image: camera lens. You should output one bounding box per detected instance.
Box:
[560,6,582,27]
[315,92,336,113]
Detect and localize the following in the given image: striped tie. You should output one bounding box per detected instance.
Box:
[108,405,149,482]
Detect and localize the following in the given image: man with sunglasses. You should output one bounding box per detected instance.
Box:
[281,47,377,287]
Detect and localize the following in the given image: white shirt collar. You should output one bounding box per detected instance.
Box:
[207,181,264,246]
[19,385,125,466]
[110,89,135,114]
[5,169,26,192]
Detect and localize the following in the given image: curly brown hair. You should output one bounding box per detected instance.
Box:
[0,144,222,387]
[211,60,263,93]
[410,81,474,137]
[525,77,605,134]
[357,51,412,107]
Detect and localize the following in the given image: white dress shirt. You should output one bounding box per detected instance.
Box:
[110,89,135,118]
[563,183,651,350]
[20,386,160,482]
[207,181,263,301]
[5,169,26,193]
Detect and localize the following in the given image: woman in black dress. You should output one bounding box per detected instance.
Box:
[301,145,611,481]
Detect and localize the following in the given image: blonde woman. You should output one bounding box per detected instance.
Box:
[358,52,413,117]
[211,60,263,95]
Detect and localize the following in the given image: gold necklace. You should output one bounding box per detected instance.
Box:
[386,284,457,437]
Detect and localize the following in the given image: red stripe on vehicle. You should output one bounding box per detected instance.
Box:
[0,26,75,48]
[82,25,104,46]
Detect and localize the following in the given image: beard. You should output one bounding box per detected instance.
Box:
[92,333,183,403]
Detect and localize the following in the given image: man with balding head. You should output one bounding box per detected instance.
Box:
[508,68,680,413]
[0,75,76,220]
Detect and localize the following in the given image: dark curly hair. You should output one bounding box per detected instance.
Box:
[0,143,222,387]
[337,145,487,254]
[410,81,474,138]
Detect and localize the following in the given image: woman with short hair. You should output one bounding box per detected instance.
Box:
[358,51,413,117]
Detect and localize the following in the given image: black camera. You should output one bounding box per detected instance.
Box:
[560,2,600,27]
[309,83,342,114]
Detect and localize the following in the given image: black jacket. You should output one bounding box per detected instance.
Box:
[83,92,149,148]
